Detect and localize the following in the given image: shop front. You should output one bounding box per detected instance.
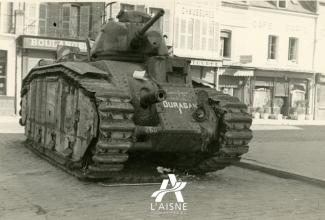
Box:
[190,59,222,88]
[0,34,16,115]
[252,69,313,120]
[315,73,325,120]
[17,35,87,79]
[218,66,254,106]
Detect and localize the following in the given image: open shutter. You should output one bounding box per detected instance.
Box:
[38,4,47,35]
[62,4,70,38]
[79,5,90,38]
[163,9,171,45]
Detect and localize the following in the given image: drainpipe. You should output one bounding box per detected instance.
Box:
[312,12,318,120]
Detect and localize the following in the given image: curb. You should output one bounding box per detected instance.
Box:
[235,159,325,188]
[252,119,325,126]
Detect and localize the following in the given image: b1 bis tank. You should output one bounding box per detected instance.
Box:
[19,9,253,179]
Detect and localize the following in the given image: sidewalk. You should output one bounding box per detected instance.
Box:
[242,125,325,184]
[0,116,24,133]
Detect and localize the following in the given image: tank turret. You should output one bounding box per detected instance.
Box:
[90,9,168,61]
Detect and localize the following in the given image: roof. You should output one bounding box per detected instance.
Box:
[222,1,317,14]
[249,1,317,14]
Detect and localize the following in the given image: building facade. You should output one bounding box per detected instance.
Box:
[1,0,325,120]
[0,2,19,115]
[218,1,317,120]
[0,2,104,115]
[314,0,325,119]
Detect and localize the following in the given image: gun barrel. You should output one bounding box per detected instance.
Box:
[140,89,166,108]
[138,9,165,36]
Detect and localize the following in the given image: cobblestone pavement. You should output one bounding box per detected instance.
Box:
[1,133,325,220]
[244,125,325,181]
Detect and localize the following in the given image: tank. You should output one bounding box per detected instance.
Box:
[19,9,253,180]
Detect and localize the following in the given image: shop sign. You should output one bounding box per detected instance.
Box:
[23,37,87,52]
[190,59,222,67]
[240,55,252,64]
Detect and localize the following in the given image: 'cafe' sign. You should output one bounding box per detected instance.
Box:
[23,37,87,52]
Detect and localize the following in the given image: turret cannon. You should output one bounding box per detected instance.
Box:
[130,9,165,50]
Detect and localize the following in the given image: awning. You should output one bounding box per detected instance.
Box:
[255,80,273,87]
[192,77,214,88]
[219,68,254,77]
[219,75,240,88]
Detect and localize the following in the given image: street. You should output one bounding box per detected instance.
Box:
[0,123,325,220]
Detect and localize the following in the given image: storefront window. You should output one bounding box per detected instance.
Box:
[290,84,306,107]
[253,78,273,114]
[253,87,272,109]
[289,80,307,116]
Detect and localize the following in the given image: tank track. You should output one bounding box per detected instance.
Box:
[188,90,253,174]
[21,66,149,181]
[86,92,136,178]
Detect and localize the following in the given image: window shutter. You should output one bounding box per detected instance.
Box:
[38,4,47,35]
[25,4,37,34]
[62,5,70,38]
[79,5,90,38]
[47,3,60,37]
[174,18,179,48]
[193,19,200,50]
[163,9,171,45]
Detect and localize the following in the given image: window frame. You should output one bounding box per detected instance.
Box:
[267,35,278,60]
[288,37,299,63]
[220,30,232,59]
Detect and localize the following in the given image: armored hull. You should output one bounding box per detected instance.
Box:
[20,60,252,180]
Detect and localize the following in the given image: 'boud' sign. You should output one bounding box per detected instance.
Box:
[23,37,87,52]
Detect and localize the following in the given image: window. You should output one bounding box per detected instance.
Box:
[278,0,287,8]
[38,4,47,35]
[0,50,7,95]
[220,30,231,58]
[268,35,278,60]
[288,37,298,62]
[120,3,135,11]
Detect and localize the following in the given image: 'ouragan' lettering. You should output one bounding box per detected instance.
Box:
[162,101,197,114]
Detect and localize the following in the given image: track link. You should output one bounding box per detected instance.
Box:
[87,94,136,177]
[189,90,253,174]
